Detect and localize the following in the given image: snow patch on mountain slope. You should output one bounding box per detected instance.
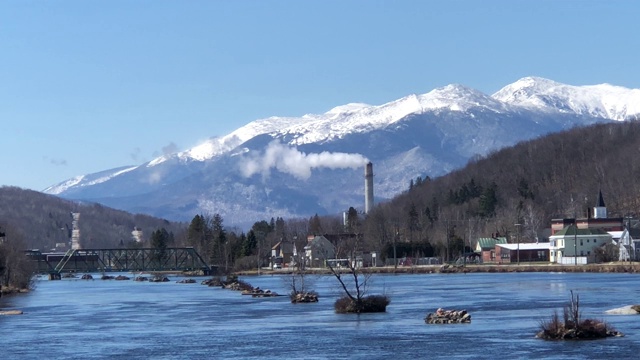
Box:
[171,116,316,163]
[493,76,640,120]
[44,166,138,194]
[119,77,640,171]
[43,175,86,194]
[156,84,518,165]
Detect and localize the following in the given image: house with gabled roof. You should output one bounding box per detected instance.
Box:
[475,237,507,263]
[271,240,295,269]
[304,235,336,268]
[549,225,612,264]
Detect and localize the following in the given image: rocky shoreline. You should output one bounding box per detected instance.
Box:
[0,286,29,296]
[235,262,640,276]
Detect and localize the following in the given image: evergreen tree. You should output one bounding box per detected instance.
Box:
[241,230,257,257]
[211,213,227,269]
[275,217,286,239]
[150,228,170,264]
[407,203,419,242]
[517,177,535,200]
[309,214,322,235]
[468,178,482,197]
[479,182,498,217]
[187,215,210,262]
[346,207,359,232]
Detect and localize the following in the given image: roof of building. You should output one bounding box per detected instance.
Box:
[272,241,294,253]
[476,237,507,250]
[304,235,335,250]
[497,243,551,251]
[552,225,610,236]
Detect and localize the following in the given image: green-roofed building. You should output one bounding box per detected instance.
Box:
[549,225,612,264]
[475,237,507,263]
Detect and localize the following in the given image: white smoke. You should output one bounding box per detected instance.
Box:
[239,140,369,180]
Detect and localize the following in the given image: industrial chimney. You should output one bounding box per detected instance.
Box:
[365,162,374,214]
[70,212,81,250]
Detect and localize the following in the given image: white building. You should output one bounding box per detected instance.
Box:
[549,225,612,264]
[132,227,143,243]
[609,229,636,261]
[304,235,336,268]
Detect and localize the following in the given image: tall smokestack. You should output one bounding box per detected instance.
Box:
[71,212,81,250]
[365,162,374,214]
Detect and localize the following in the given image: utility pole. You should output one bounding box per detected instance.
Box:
[629,216,633,264]
[257,231,264,275]
[574,221,578,266]
[515,223,521,265]
[572,197,577,266]
[446,219,450,264]
[393,225,398,269]
[463,218,472,267]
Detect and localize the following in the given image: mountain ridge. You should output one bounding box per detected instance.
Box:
[43,77,640,229]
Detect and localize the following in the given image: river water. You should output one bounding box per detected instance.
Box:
[2,272,640,359]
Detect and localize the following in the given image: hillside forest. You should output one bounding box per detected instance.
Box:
[2,120,640,282]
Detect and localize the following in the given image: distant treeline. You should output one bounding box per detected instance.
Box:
[3,121,640,280]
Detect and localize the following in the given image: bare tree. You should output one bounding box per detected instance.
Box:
[523,203,543,242]
[324,235,389,313]
[287,249,318,303]
[0,225,35,291]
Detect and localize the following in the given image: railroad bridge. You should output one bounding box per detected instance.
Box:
[26,247,213,278]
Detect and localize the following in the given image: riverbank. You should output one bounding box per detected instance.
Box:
[234,262,640,276]
[0,285,30,296]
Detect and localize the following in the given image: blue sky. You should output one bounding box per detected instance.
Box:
[2,0,639,191]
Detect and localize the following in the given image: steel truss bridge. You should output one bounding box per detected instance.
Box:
[26,247,212,276]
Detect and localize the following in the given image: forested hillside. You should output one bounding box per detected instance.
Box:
[358,121,640,260]
[3,120,640,268]
[0,186,187,250]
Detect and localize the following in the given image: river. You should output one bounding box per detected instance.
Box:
[1,272,640,359]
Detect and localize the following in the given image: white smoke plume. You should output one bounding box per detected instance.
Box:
[239,140,369,180]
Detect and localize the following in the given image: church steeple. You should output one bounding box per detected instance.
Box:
[596,190,606,208]
[593,190,607,219]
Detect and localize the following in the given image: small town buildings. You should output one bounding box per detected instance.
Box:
[549,190,631,264]
[550,190,623,235]
[475,237,507,263]
[494,242,551,264]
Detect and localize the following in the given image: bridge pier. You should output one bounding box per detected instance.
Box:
[48,272,61,280]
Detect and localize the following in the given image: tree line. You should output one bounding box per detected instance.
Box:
[3,120,640,286]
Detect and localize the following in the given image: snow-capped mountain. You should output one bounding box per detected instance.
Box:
[493,76,640,120]
[44,77,640,229]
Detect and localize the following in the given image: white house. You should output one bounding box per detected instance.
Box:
[609,229,636,261]
[549,225,612,264]
[304,235,336,268]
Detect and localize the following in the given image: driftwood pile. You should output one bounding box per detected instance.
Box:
[425,308,471,324]
[242,287,279,297]
[290,292,319,303]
